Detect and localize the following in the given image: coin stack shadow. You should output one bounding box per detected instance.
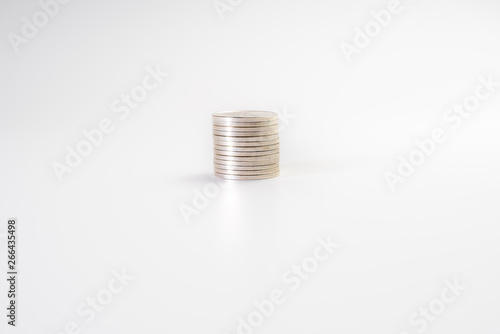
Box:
[212,111,280,180]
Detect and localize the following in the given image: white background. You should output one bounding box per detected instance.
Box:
[1,0,500,333]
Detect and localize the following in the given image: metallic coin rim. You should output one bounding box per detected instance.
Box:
[214,161,279,167]
[215,169,280,175]
[214,145,280,153]
[213,117,278,123]
[212,124,279,131]
[214,149,279,157]
[213,163,279,171]
[212,119,279,128]
[213,168,280,176]
[213,134,279,142]
[214,159,279,166]
[213,130,279,137]
[214,161,279,169]
[215,159,279,165]
[214,159,279,165]
[212,123,278,130]
[212,140,280,147]
[214,144,279,152]
[214,141,279,147]
[214,171,280,180]
[213,125,279,130]
[214,152,280,161]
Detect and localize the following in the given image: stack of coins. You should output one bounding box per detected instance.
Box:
[212,111,280,180]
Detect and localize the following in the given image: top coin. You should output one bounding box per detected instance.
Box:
[212,111,278,122]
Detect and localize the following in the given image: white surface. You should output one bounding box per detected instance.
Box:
[1,0,500,333]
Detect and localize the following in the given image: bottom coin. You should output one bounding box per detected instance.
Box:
[213,163,279,171]
[214,167,279,176]
[214,171,280,180]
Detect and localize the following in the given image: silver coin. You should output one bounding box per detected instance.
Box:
[212,140,280,147]
[214,171,280,180]
[214,154,279,162]
[213,163,279,171]
[214,167,280,176]
[215,159,279,167]
[214,143,279,152]
[212,111,280,180]
[212,124,279,132]
[214,162,279,169]
[212,117,278,123]
[213,134,279,142]
[213,141,280,147]
[214,161,279,168]
[214,158,280,169]
[214,159,279,166]
[213,129,278,137]
[214,149,279,157]
[212,120,280,127]
[212,124,279,131]
[212,111,278,121]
